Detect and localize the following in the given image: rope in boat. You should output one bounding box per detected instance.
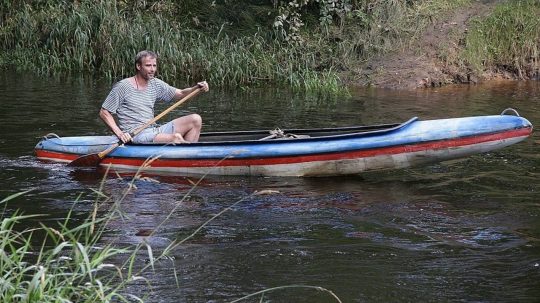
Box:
[259,128,310,140]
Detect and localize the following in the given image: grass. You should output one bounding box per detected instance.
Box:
[0,162,343,302]
[463,0,540,78]
[5,0,534,91]
[0,0,479,94]
[0,190,132,302]
[0,0,347,94]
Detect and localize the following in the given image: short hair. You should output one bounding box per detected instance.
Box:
[134,50,158,70]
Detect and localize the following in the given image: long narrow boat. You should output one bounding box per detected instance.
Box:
[34,109,533,177]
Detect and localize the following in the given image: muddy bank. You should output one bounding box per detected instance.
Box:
[345,1,539,90]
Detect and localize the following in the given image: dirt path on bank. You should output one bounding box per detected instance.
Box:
[351,1,496,90]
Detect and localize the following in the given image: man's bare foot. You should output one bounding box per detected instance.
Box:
[173,133,189,144]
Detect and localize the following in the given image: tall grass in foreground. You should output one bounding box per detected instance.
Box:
[463,0,540,78]
[0,163,342,302]
[0,190,132,302]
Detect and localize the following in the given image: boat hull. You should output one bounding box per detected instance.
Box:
[34,113,533,177]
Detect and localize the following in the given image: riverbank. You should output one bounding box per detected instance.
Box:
[349,0,540,89]
[346,1,494,89]
[0,1,538,92]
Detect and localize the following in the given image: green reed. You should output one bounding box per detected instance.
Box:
[463,0,540,78]
[1,162,342,302]
[0,0,346,94]
[0,191,133,302]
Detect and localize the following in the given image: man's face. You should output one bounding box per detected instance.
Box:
[137,56,157,80]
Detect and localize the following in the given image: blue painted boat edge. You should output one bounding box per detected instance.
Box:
[33,117,417,156]
[110,115,532,159]
[34,114,533,160]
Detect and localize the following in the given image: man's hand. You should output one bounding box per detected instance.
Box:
[174,81,210,100]
[117,132,132,144]
[197,81,209,92]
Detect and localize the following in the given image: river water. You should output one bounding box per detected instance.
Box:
[0,71,539,302]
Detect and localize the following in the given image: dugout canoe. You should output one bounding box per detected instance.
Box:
[34,109,533,177]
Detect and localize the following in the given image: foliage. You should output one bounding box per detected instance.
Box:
[273,0,357,43]
[463,0,540,78]
[4,0,523,91]
[0,0,347,94]
[272,0,470,70]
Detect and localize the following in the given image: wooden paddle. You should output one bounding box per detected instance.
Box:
[68,87,202,167]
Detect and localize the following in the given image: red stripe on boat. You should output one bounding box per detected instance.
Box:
[35,150,79,162]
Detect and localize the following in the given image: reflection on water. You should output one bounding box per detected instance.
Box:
[0,71,539,302]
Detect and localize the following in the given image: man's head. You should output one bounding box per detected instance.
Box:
[134,50,158,79]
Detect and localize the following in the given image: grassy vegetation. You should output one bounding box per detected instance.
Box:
[0,191,133,302]
[0,0,347,93]
[463,0,540,79]
[303,0,471,75]
[3,0,534,91]
[0,165,342,302]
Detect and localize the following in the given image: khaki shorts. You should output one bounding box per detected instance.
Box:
[132,121,175,143]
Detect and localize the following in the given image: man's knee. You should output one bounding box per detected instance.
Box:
[172,114,202,131]
[189,114,202,127]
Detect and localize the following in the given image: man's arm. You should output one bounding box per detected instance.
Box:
[99,108,132,143]
[174,81,209,100]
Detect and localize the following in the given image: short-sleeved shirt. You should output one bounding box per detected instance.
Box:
[101,78,176,133]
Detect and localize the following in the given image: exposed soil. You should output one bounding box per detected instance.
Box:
[347,1,499,90]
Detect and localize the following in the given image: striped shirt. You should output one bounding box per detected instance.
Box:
[101,78,176,133]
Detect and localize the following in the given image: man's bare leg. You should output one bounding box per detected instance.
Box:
[153,114,202,143]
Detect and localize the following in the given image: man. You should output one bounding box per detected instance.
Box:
[100,50,209,144]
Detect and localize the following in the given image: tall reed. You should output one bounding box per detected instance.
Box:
[0,0,345,94]
[0,191,133,302]
[0,0,475,94]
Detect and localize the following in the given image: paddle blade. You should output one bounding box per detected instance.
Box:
[67,153,102,167]
[67,142,120,167]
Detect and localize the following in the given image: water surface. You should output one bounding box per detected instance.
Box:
[0,71,539,302]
